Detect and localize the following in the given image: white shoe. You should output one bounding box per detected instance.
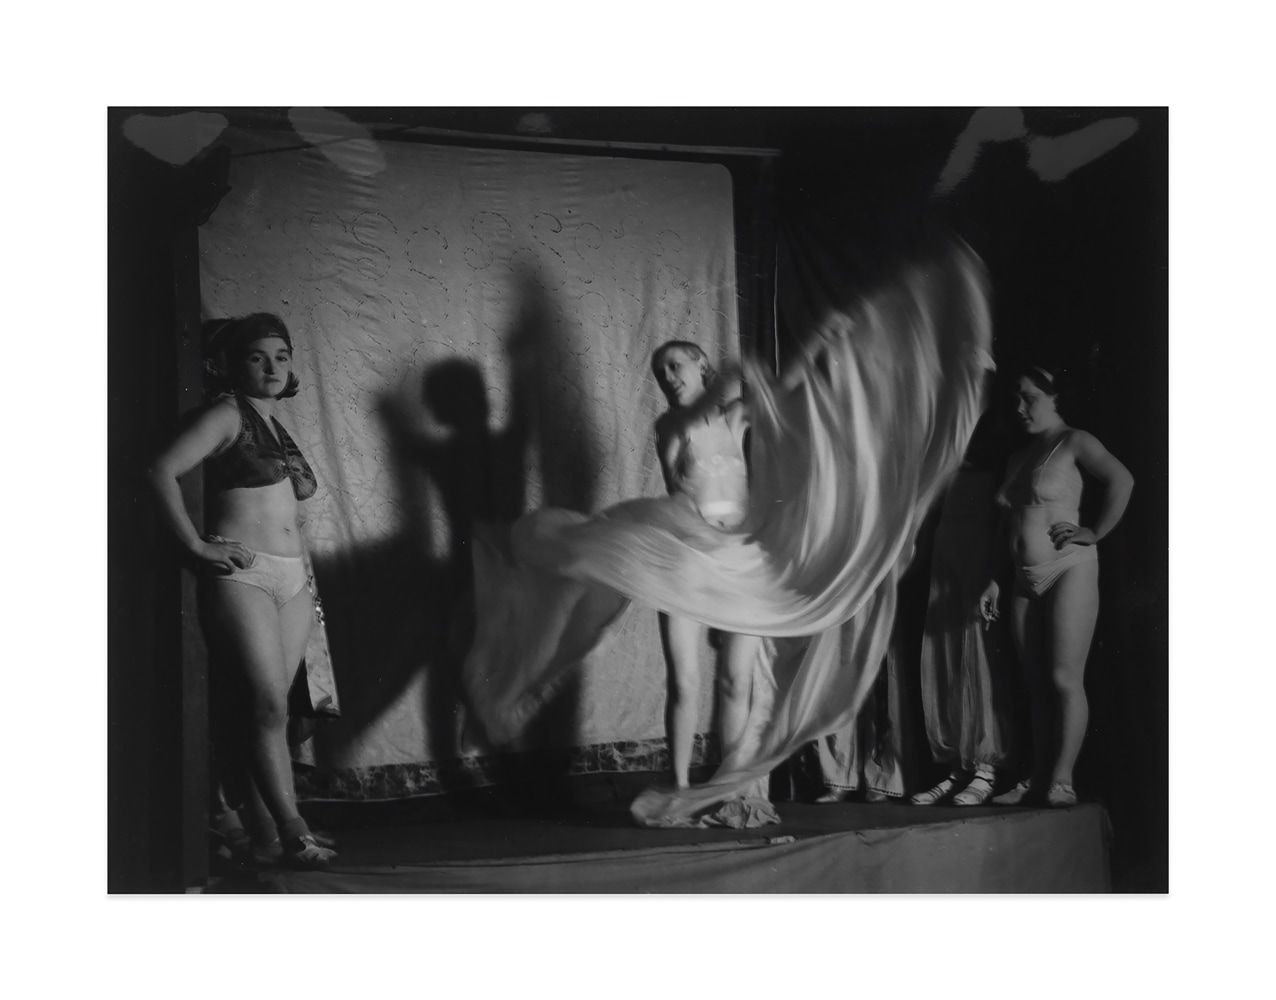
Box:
[952,773,995,806]
[910,775,959,806]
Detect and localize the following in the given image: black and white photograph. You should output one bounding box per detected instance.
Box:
[106,103,1167,894]
[15,6,1270,993]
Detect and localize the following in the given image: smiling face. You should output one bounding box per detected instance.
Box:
[654,346,708,408]
[1014,375,1062,435]
[235,336,293,399]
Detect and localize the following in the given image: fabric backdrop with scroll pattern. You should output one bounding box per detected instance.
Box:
[199,129,739,796]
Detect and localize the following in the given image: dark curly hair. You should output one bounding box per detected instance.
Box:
[203,312,300,399]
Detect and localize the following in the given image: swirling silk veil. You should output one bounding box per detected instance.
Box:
[463,224,993,827]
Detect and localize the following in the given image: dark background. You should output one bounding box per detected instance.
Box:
[108,107,1166,892]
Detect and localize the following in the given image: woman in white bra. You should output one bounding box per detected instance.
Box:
[978,366,1133,807]
[651,340,764,796]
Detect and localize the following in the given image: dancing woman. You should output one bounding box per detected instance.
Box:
[464,236,994,828]
[979,366,1134,807]
[649,341,768,807]
[147,313,336,868]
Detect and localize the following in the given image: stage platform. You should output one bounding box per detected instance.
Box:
[212,796,1111,893]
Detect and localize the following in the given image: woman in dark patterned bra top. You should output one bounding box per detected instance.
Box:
[147,312,335,869]
[651,340,763,793]
[977,365,1133,808]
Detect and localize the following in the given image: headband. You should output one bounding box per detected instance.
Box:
[1028,365,1057,389]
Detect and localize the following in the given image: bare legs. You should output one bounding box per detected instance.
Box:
[1046,562,1100,786]
[660,615,701,788]
[659,613,760,789]
[719,632,761,753]
[202,580,313,838]
[1009,559,1100,795]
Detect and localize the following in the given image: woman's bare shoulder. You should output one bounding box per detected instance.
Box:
[1066,429,1129,477]
[174,397,244,459]
[199,395,243,432]
[1063,428,1106,457]
[152,395,243,474]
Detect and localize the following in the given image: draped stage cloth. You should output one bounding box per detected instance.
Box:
[463,235,994,827]
[199,129,741,779]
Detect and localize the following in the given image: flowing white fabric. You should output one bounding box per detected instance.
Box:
[463,236,993,826]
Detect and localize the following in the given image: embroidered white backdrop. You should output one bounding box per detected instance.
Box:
[199,129,739,776]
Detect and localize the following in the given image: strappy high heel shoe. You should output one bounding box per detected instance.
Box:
[1046,782,1077,808]
[816,788,855,804]
[252,827,338,865]
[952,772,995,806]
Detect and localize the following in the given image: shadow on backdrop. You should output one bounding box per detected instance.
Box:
[307,267,606,807]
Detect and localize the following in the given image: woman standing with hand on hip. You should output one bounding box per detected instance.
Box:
[147,312,336,869]
[979,365,1134,808]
